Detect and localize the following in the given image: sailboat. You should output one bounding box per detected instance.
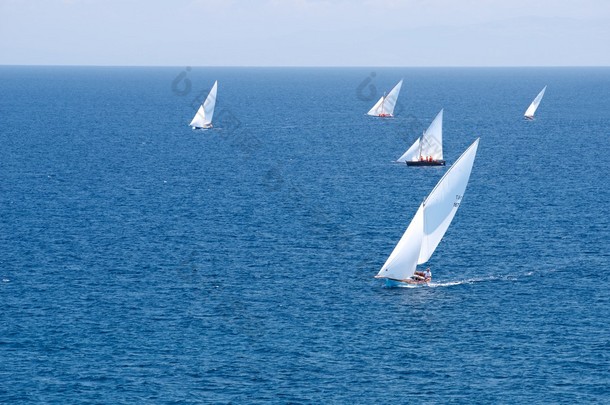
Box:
[397,109,445,166]
[376,138,480,287]
[524,86,546,120]
[367,79,403,117]
[189,80,218,129]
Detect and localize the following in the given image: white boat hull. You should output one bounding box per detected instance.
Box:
[381,278,430,288]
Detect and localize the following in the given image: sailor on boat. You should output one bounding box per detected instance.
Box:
[411,267,432,282]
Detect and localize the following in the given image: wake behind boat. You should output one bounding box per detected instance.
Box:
[397,109,446,166]
[367,79,403,118]
[524,86,546,120]
[376,138,480,288]
[190,80,218,129]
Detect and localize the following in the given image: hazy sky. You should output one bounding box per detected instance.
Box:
[1,0,609,66]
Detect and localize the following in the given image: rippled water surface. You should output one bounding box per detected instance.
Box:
[1,66,609,403]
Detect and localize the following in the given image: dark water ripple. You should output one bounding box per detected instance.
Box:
[1,67,609,403]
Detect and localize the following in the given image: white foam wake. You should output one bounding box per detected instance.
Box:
[382,270,538,289]
[428,270,537,288]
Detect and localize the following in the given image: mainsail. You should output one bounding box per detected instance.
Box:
[524,86,546,119]
[377,138,480,281]
[367,79,403,116]
[189,80,218,128]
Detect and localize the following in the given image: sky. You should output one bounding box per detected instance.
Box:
[1,0,609,66]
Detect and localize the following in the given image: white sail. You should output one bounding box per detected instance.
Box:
[367,96,384,116]
[367,79,403,116]
[377,138,480,281]
[418,138,479,263]
[419,109,443,160]
[377,206,424,280]
[382,79,402,116]
[524,86,546,119]
[189,80,218,128]
[189,105,206,128]
[204,81,218,123]
[397,137,420,163]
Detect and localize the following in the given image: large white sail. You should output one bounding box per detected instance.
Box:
[189,105,206,128]
[397,137,420,163]
[189,80,218,128]
[419,109,443,160]
[367,97,384,116]
[524,86,546,119]
[367,79,403,116]
[377,138,480,281]
[382,79,402,116]
[377,206,424,280]
[418,138,479,263]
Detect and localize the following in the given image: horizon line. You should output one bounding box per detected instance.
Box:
[1,64,609,69]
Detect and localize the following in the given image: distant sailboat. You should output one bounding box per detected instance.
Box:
[367,79,403,117]
[190,81,218,129]
[376,138,480,287]
[397,109,445,166]
[524,86,546,120]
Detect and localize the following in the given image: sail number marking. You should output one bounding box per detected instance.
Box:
[453,194,462,208]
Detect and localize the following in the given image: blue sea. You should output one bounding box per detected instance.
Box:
[1,66,609,403]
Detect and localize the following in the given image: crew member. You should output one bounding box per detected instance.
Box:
[424,267,432,280]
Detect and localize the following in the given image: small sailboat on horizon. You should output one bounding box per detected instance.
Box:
[524,86,546,120]
[189,80,218,129]
[376,138,480,288]
[367,79,403,118]
[397,109,445,166]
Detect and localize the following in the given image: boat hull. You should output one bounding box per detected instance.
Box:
[406,160,446,166]
[381,278,431,288]
[192,124,213,130]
